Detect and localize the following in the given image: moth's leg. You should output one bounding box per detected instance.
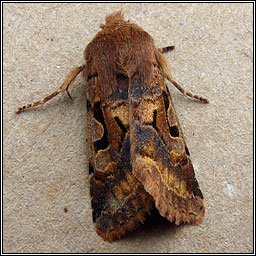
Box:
[16,65,85,114]
[158,45,175,53]
[167,77,209,103]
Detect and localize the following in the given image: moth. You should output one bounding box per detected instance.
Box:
[16,11,208,242]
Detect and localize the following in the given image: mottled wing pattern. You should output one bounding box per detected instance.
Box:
[129,66,205,225]
[86,75,153,242]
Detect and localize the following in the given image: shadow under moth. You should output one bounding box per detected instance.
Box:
[16,11,208,242]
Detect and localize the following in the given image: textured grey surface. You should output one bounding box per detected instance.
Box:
[3,3,253,253]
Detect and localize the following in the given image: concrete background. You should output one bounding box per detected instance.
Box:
[3,2,253,253]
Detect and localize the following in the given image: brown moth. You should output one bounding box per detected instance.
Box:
[16,11,208,242]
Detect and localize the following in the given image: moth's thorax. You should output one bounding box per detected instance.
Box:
[84,13,157,83]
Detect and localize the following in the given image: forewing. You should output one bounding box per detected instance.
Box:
[129,66,205,225]
[86,75,153,242]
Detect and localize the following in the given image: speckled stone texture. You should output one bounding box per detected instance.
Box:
[3,2,253,253]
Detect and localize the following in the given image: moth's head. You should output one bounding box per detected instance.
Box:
[100,11,128,29]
